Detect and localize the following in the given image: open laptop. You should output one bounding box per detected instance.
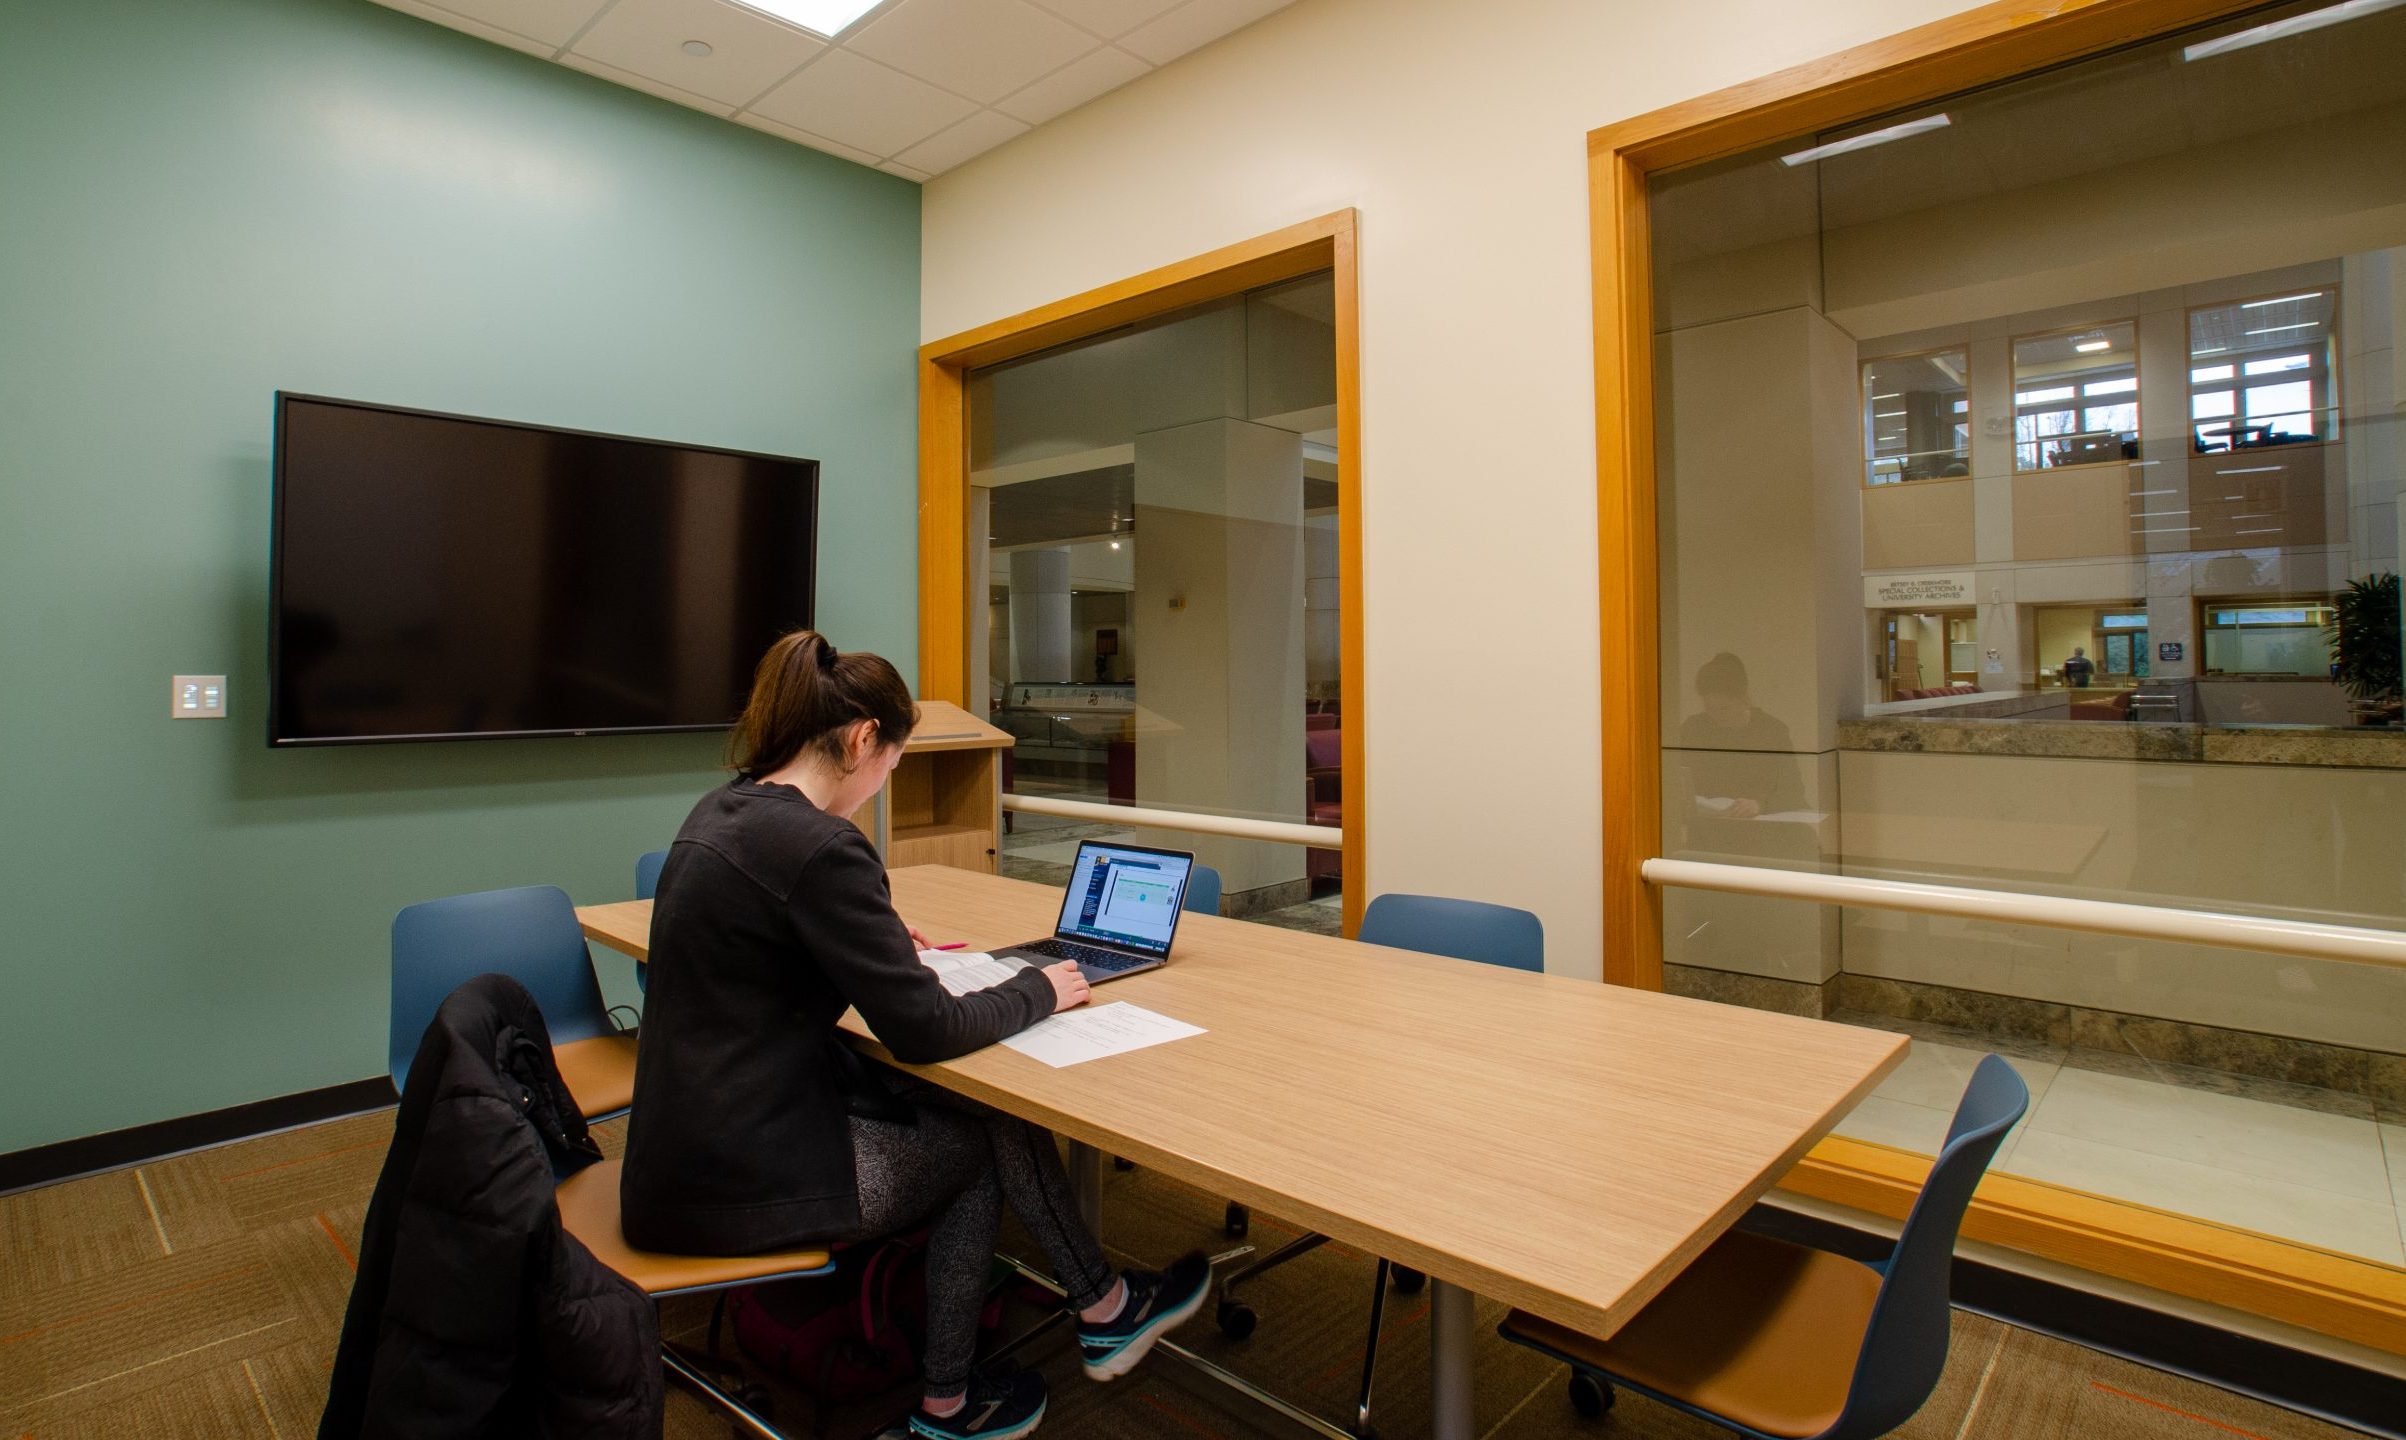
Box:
[992,839,1197,984]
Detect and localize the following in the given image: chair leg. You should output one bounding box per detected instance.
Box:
[662,1343,793,1439]
[1219,1230,1329,1297]
[1352,1258,1391,1438]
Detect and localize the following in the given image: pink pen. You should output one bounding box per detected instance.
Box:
[933,942,968,951]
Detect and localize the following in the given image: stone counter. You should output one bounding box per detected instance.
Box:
[1840,716,2406,768]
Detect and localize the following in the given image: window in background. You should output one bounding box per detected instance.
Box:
[2012,322,2139,470]
[1863,349,1970,484]
[2201,598,2338,676]
[2189,290,2339,451]
[968,273,1343,933]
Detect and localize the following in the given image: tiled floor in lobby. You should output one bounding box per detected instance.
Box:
[1829,1015,2406,1267]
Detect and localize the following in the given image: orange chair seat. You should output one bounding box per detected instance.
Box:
[556,1159,832,1297]
[1502,1229,1880,1440]
[553,1034,638,1120]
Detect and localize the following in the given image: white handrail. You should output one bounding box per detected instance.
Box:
[1642,858,2406,972]
[1003,793,1343,850]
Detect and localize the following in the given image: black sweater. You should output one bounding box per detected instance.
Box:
[619,778,1056,1255]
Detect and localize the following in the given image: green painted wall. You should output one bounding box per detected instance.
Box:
[0,0,920,1153]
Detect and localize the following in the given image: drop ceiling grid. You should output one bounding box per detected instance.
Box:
[370,0,1297,178]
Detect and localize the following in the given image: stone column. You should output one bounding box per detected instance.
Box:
[1131,417,1308,909]
[1008,546,1072,684]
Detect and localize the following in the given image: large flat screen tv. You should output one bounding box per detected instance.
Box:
[270,393,817,746]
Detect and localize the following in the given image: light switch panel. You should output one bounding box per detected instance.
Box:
[172,674,227,719]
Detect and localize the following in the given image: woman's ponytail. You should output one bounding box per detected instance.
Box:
[730,630,917,777]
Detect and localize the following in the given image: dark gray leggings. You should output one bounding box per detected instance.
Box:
[834,1081,1116,1397]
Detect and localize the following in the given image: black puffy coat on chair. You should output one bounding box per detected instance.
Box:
[321,973,661,1439]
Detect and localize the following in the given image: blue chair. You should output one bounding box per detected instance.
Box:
[631,848,669,993]
[1182,863,1222,916]
[1216,891,1545,1439]
[1500,1054,2031,1436]
[391,885,637,1122]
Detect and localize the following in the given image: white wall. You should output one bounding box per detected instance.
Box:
[922,0,1990,979]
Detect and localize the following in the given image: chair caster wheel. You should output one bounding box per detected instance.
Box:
[1216,1300,1257,1339]
[1391,1266,1426,1294]
[1353,1426,1381,1440]
[1224,1202,1249,1237]
[1568,1371,1614,1418]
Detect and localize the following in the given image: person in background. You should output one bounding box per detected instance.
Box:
[622,630,1210,1440]
[2062,647,2096,688]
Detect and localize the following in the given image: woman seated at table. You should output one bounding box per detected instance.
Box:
[621,630,1209,1440]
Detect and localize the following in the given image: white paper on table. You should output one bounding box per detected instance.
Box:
[1000,1002,1206,1068]
[918,949,1030,997]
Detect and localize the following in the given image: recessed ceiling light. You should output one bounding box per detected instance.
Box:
[730,0,886,38]
[681,39,714,57]
[1779,114,1950,167]
[2182,0,2406,61]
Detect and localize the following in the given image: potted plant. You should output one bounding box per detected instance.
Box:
[2325,572,2402,726]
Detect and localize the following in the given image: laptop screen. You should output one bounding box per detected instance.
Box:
[1055,842,1194,957]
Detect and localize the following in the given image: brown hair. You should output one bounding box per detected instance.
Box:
[729,631,918,778]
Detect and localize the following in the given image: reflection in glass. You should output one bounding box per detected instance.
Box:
[1646,0,2406,1268]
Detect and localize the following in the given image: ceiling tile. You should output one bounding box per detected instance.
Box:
[406,0,617,49]
[846,0,1095,105]
[993,44,1147,125]
[732,110,883,165]
[570,0,826,106]
[893,109,1030,174]
[879,160,932,182]
[559,51,736,114]
[1118,0,1290,66]
[369,0,560,55]
[1025,0,1185,40]
[745,48,976,157]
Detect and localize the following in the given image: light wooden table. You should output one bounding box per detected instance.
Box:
[581,866,1906,1440]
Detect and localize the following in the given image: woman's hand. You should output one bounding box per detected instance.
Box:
[906,923,934,950]
[1042,961,1091,1013]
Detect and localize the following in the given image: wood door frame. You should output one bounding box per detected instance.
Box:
[918,211,1367,937]
[1590,0,2405,1352]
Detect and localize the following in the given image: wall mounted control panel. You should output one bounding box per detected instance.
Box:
[172,675,227,719]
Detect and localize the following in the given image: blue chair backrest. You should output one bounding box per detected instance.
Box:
[390,885,612,1096]
[1357,893,1544,973]
[1825,1054,2029,1439]
[1182,864,1223,916]
[635,848,668,901]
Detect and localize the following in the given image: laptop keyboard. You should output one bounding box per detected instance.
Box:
[1023,937,1150,973]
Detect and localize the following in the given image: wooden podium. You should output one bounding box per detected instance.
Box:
[847,700,1011,874]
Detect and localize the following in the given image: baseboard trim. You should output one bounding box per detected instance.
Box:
[1742,1201,2406,1440]
[0,1077,395,1196]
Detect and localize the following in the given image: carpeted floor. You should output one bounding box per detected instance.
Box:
[0,1107,2372,1440]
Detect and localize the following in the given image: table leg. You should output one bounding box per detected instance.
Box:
[1429,1278,1475,1440]
[1067,1139,1102,1231]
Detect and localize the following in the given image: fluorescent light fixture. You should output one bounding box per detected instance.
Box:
[732,0,885,37]
[2241,292,2324,308]
[2183,0,2406,61]
[2075,338,2113,353]
[2217,466,2281,475]
[1779,114,1950,167]
[1874,410,1906,418]
[2243,322,2321,337]
[1871,392,1901,400]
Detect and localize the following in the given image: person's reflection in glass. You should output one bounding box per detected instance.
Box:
[1677,653,1806,821]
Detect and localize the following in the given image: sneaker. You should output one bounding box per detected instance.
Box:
[1075,1251,1212,1381]
[907,1369,1048,1440]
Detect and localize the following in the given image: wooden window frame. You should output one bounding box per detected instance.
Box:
[1589,0,2405,1353]
[2009,318,2142,473]
[2185,284,2343,451]
[1861,344,1972,488]
[917,211,1367,937]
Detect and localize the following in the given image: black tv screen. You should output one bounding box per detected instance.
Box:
[270,394,817,745]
